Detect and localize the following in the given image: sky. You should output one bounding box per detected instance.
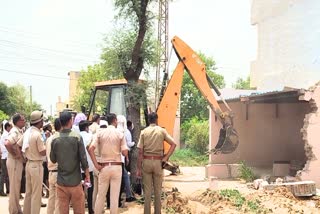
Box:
[0,0,256,115]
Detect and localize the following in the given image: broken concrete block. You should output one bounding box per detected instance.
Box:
[263,181,316,196]
[253,179,264,190]
[259,181,269,190]
[284,176,299,183]
[273,161,290,176]
[275,177,284,184]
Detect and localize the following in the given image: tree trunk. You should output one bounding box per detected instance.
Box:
[123,0,150,194]
[127,99,142,193]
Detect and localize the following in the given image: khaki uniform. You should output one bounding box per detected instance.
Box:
[92,125,127,214]
[137,124,175,214]
[23,127,46,214]
[46,133,59,214]
[6,126,24,214]
[91,129,102,209]
[89,122,99,134]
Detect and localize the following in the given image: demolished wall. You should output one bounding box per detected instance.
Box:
[299,82,320,187]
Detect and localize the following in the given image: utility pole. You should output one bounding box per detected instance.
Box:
[155,0,169,109]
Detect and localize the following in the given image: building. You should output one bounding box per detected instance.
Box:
[68,71,81,107]
[55,71,80,116]
[250,0,320,90]
[207,83,320,187]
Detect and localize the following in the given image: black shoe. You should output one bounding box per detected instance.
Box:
[126,197,136,202]
[41,202,46,207]
[0,192,7,196]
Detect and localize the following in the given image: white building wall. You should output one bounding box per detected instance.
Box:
[251,0,320,90]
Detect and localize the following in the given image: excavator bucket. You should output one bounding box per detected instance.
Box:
[211,125,239,154]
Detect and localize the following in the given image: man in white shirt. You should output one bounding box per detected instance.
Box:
[0,121,12,196]
[79,120,94,214]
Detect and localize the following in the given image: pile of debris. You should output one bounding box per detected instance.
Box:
[163,187,192,213]
[250,177,317,197]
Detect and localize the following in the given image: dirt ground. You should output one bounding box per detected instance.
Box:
[0,167,319,213]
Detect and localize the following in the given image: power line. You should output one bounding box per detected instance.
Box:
[0,48,96,66]
[0,25,98,48]
[0,39,97,61]
[0,68,77,80]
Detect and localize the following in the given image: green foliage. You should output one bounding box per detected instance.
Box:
[233,76,251,89]
[220,189,246,208]
[101,29,158,79]
[181,118,209,154]
[239,161,256,182]
[180,52,225,123]
[170,148,208,166]
[0,110,9,122]
[219,189,269,213]
[113,0,156,25]
[72,64,118,112]
[0,82,41,118]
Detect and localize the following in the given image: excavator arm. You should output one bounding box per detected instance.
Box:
[158,36,239,155]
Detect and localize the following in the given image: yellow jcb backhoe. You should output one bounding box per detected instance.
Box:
[87,36,239,167]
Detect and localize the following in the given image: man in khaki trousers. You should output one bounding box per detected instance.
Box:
[5,113,26,214]
[22,111,46,214]
[88,113,128,214]
[137,112,176,214]
[46,118,62,214]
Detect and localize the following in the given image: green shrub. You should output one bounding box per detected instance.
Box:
[238,161,256,182]
[219,189,245,207]
[182,118,209,154]
[170,148,208,166]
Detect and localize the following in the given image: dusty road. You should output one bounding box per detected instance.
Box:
[0,167,318,213]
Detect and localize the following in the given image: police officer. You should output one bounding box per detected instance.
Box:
[5,113,26,214]
[137,112,176,214]
[22,110,46,214]
[88,113,128,214]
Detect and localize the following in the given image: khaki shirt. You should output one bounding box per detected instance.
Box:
[46,133,58,170]
[6,126,23,159]
[137,124,175,156]
[89,122,99,134]
[92,125,127,163]
[24,127,46,161]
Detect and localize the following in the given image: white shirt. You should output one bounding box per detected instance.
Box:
[0,130,9,159]
[80,131,94,172]
[121,129,135,163]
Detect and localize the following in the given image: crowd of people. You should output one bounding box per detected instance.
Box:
[0,110,176,214]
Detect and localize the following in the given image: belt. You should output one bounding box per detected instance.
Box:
[49,170,58,172]
[27,160,42,162]
[143,155,163,160]
[99,162,122,166]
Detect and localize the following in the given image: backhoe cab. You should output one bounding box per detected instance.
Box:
[87,36,239,156]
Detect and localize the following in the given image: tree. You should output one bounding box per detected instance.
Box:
[112,0,158,188]
[233,76,251,89]
[180,52,225,124]
[72,63,120,112]
[0,110,9,123]
[0,82,41,119]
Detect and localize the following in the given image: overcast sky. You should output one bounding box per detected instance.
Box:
[0,0,256,115]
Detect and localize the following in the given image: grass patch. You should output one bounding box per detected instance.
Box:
[220,189,246,208]
[239,161,256,182]
[219,189,270,213]
[170,148,208,166]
